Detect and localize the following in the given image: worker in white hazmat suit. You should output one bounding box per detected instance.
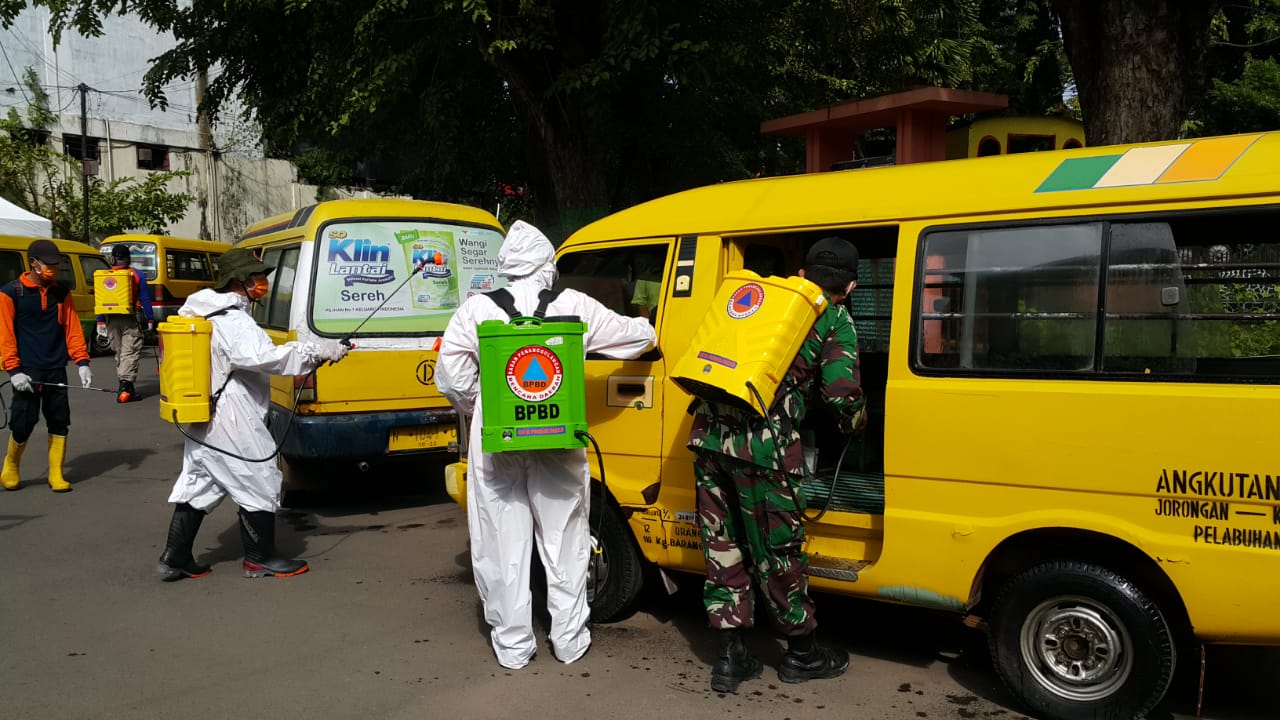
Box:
[156,248,349,581]
[437,221,655,669]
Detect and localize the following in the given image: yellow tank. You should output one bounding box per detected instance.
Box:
[671,270,828,416]
[157,317,213,424]
[94,269,135,315]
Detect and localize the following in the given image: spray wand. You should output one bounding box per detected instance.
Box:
[170,256,432,462]
[33,381,116,394]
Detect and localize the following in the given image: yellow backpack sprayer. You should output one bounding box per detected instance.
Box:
[672,269,828,416]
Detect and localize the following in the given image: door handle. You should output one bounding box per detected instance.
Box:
[607,375,654,408]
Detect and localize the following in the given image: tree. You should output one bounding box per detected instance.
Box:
[0,68,193,240]
[7,1,993,235]
[1051,0,1219,145]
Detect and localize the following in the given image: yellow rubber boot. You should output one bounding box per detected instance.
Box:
[1,436,24,490]
[47,434,71,493]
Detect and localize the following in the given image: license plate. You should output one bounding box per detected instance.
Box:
[388,424,457,452]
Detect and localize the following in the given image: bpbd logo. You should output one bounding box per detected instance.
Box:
[411,244,452,279]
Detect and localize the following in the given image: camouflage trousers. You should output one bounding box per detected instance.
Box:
[694,449,816,636]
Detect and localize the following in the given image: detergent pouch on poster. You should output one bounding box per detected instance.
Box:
[94,269,134,315]
[671,270,828,417]
[157,317,213,423]
[477,289,588,453]
[395,229,459,312]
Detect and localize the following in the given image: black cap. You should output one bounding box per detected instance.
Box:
[805,237,858,280]
[27,239,61,266]
[110,244,131,263]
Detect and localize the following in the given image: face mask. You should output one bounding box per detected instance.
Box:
[246,276,270,300]
[35,263,57,282]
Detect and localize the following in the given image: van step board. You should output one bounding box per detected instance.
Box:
[800,471,885,515]
[807,558,872,582]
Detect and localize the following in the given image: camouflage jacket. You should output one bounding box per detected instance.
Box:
[688,299,866,475]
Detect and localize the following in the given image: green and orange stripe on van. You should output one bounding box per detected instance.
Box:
[1035,133,1264,193]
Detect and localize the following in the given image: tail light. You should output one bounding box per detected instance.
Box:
[293,373,316,403]
[152,285,164,301]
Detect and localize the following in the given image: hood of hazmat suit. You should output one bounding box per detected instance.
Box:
[435,221,655,670]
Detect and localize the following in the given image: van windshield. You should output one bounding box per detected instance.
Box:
[310,219,505,335]
[101,241,159,280]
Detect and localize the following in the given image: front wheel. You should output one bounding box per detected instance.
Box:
[988,560,1176,720]
[587,487,644,623]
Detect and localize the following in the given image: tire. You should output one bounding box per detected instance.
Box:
[587,486,644,623]
[91,333,113,357]
[988,560,1176,720]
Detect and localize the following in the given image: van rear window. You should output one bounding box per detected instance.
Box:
[101,242,159,280]
[311,220,505,335]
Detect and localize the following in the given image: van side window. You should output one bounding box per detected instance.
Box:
[56,254,76,289]
[252,248,282,326]
[269,247,299,329]
[917,224,1102,371]
[556,244,669,322]
[1104,213,1280,379]
[168,250,213,281]
[79,254,109,287]
[0,251,24,285]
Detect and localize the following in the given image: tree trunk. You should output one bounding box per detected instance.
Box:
[1053,0,1218,146]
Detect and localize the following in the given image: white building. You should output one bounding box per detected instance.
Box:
[1,6,351,242]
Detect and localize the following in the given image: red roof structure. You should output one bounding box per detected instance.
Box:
[761,87,1009,172]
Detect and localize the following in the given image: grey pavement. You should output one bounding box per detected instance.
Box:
[0,354,1275,720]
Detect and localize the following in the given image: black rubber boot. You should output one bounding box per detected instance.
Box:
[778,632,849,683]
[709,628,762,693]
[239,509,309,578]
[157,503,211,581]
[117,379,135,404]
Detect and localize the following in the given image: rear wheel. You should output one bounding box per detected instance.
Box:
[587,486,644,622]
[988,561,1176,720]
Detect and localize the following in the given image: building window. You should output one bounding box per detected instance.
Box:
[20,128,49,147]
[63,134,101,175]
[136,143,170,171]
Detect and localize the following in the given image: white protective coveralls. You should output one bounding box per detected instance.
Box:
[437,221,656,669]
[167,288,332,513]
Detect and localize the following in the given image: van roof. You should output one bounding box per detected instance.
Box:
[238,198,504,242]
[0,235,104,254]
[102,234,232,251]
[569,131,1280,244]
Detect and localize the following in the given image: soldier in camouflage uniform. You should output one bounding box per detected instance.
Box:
[688,236,867,693]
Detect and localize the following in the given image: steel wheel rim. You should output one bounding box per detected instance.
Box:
[1019,594,1134,702]
[586,531,609,604]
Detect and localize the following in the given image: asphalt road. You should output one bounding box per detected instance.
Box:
[0,355,1276,720]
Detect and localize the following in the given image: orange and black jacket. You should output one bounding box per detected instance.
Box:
[0,273,91,374]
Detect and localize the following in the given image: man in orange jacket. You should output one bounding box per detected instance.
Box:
[0,239,93,492]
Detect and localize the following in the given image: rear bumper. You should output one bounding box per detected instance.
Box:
[268,405,458,460]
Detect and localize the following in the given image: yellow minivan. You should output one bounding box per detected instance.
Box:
[236,198,506,480]
[445,131,1280,719]
[0,235,111,352]
[98,234,232,324]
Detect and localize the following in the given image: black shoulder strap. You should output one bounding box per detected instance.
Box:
[203,306,238,416]
[485,288,520,320]
[533,288,564,319]
[486,287,564,320]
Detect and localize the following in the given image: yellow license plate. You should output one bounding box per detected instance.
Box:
[388,424,458,452]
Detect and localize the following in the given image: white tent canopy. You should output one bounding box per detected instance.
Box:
[0,197,52,238]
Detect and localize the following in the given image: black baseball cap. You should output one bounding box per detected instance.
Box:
[805,237,858,280]
[27,239,61,266]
